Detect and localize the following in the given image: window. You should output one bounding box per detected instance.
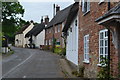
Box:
[58,25,61,32]
[55,27,57,33]
[99,29,108,63]
[82,0,90,14]
[45,40,47,45]
[84,34,89,63]
[56,39,60,45]
[99,0,105,3]
[75,19,77,27]
[49,39,51,45]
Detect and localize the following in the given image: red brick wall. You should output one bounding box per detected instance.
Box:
[45,23,65,49]
[78,2,118,78]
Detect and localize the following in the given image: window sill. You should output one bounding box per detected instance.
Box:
[83,10,90,16]
[97,64,106,67]
[83,60,89,64]
[98,1,104,5]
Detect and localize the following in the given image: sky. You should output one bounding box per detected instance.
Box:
[19,0,75,23]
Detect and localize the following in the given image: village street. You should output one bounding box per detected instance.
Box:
[2,47,64,78]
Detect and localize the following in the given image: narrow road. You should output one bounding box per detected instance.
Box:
[2,47,64,78]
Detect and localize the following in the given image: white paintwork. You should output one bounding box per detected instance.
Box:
[23,23,34,47]
[32,30,45,48]
[15,34,24,47]
[66,15,79,65]
[2,47,8,53]
[15,22,34,47]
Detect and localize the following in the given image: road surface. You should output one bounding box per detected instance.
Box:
[2,47,64,78]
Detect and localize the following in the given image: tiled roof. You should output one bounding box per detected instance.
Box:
[46,3,73,29]
[62,2,79,32]
[16,24,30,35]
[95,2,120,22]
[25,23,45,37]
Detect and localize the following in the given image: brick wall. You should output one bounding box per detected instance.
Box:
[45,23,65,49]
[78,2,118,78]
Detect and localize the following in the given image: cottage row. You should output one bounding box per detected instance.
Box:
[15,1,120,78]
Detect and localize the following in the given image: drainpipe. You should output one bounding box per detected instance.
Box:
[117,25,120,78]
[108,0,110,79]
[52,25,55,52]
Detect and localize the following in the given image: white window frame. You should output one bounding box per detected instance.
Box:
[49,39,51,45]
[82,0,90,14]
[98,29,108,66]
[45,40,47,45]
[58,25,60,32]
[83,34,89,63]
[99,0,105,4]
[55,27,57,33]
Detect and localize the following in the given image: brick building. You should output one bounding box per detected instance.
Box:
[45,4,73,49]
[62,1,120,78]
[78,1,119,78]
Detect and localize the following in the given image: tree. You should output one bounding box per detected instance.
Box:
[2,2,25,43]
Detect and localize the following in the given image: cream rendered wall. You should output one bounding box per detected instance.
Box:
[15,35,19,47]
[22,23,34,47]
[15,34,24,47]
[35,30,45,48]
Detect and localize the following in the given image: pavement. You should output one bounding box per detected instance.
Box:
[2,47,65,78]
[59,58,77,78]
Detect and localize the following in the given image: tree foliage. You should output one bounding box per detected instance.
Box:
[2,2,25,42]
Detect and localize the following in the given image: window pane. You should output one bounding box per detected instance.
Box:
[105,31,108,37]
[105,47,108,55]
[100,32,103,39]
[87,47,89,53]
[100,48,103,54]
[87,54,89,60]
[105,40,108,46]
[85,54,86,59]
[100,40,103,46]
[84,1,87,13]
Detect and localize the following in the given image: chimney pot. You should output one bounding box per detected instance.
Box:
[41,16,43,23]
[30,20,34,23]
[44,15,49,24]
[56,5,60,14]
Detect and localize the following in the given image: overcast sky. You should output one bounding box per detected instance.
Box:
[19,0,74,23]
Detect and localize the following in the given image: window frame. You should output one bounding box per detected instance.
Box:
[98,29,108,66]
[83,34,89,63]
[99,0,105,4]
[58,25,61,32]
[55,27,57,33]
[82,0,90,15]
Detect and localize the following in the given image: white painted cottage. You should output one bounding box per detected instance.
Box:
[62,2,79,65]
[25,23,45,48]
[15,21,34,47]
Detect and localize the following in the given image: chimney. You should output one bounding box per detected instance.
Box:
[30,20,34,25]
[53,4,55,17]
[41,16,43,23]
[44,15,49,24]
[56,5,60,14]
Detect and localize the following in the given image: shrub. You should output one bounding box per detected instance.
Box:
[72,66,85,77]
[62,48,66,56]
[97,57,112,78]
[54,48,62,54]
